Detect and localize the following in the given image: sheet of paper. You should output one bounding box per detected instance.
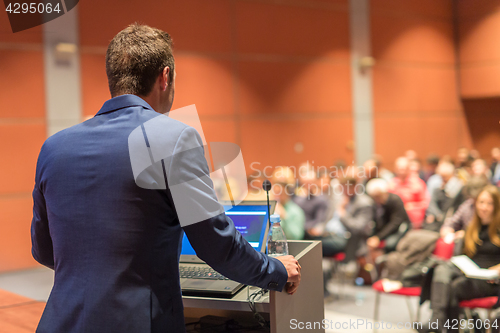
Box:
[381,279,403,292]
[451,255,499,280]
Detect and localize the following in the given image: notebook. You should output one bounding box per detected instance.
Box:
[179,200,275,298]
[450,255,500,280]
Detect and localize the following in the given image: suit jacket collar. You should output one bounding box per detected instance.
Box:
[95,94,155,116]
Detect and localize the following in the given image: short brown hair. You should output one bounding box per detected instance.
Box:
[105,23,175,97]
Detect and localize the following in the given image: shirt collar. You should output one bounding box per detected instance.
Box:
[95,94,155,116]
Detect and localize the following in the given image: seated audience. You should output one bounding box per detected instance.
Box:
[310,170,374,261]
[271,181,305,240]
[424,162,463,230]
[389,157,430,229]
[366,178,411,253]
[421,185,500,333]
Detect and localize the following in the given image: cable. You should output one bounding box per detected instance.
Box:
[247,288,270,329]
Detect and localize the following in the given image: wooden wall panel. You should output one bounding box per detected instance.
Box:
[371,0,468,165]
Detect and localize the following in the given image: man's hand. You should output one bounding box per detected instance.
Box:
[308,225,324,237]
[276,255,301,295]
[440,226,454,238]
[487,264,500,284]
[367,236,380,249]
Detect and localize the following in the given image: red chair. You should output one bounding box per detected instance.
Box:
[372,238,456,332]
[326,252,346,298]
[459,297,498,333]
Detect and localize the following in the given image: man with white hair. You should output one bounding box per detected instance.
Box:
[366,178,411,252]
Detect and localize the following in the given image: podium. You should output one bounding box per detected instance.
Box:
[182,240,325,332]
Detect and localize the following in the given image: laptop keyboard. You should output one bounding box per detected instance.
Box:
[180,265,229,280]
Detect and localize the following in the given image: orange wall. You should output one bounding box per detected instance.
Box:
[79,0,354,173]
[458,0,500,98]
[462,98,500,158]
[458,0,500,158]
[0,16,45,271]
[371,0,472,167]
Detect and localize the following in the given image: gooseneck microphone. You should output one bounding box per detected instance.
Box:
[262,180,272,228]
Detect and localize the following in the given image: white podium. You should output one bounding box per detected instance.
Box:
[182,240,325,332]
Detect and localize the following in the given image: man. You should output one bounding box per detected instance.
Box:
[388,157,430,229]
[293,170,329,238]
[423,154,440,183]
[271,181,305,240]
[366,178,410,253]
[311,171,374,261]
[31,24,300,333]
[490,147,500,185]
[424,162,463,231]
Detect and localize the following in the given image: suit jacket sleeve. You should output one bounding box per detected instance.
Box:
[170,127,288,292]
[31,149,55,269]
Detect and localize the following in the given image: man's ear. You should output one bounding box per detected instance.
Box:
[161,67,170,91]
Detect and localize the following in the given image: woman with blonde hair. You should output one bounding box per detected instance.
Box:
[421,185,500,333]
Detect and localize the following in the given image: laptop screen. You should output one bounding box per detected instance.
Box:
[180,201,275,256]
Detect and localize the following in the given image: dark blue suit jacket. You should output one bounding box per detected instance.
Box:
[31,95,287,333]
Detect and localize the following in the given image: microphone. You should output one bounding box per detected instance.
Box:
[262,180,272,228]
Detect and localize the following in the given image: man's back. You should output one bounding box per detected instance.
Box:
[32,95,290,333]
[32,95,191,332]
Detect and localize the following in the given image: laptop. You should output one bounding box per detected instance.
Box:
[179,200,275,298]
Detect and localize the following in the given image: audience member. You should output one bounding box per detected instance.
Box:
[317,169,338,224]
[366,178,411,253]
[389,157,430,229]
[469,149,481,160]
[490,147,500,185]
[471,158,492,180]
[315,171,374,261]
[423,154,440,182]
[424,162,463,230]
[293,171,329,238]
[409,158,426,181]
[456,147,472,183]
[440,175,489,240]
[271,181,305,240]
[420,185,500,333]
[405,150,418,161]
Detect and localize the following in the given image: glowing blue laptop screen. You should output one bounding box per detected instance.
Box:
[180,204,270,255]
